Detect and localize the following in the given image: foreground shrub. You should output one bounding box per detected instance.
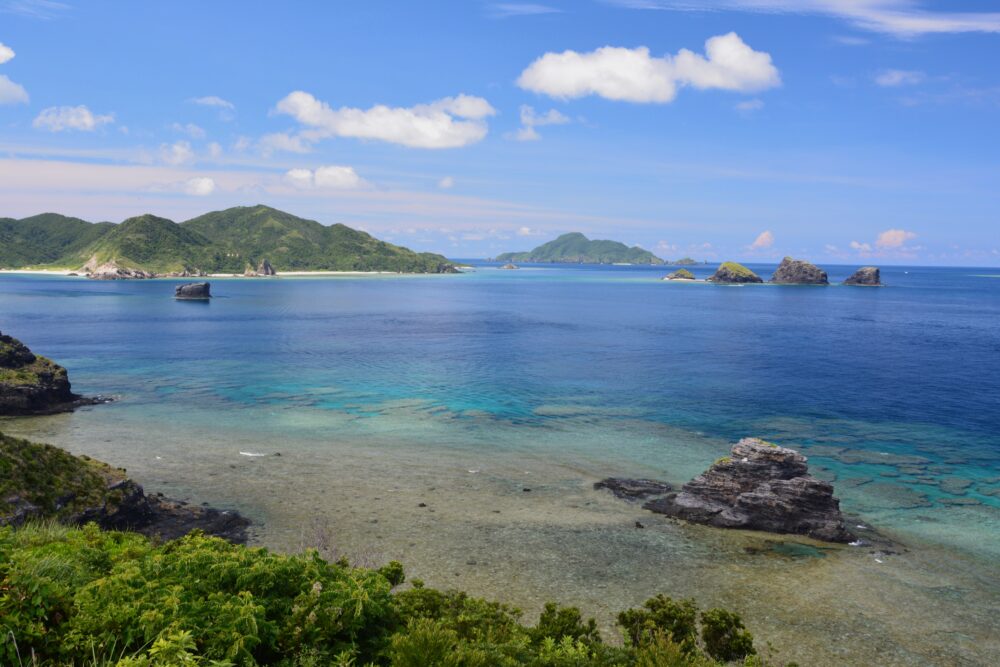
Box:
[0,523,778,666]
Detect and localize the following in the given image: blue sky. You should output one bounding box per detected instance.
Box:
[1,0,998,265]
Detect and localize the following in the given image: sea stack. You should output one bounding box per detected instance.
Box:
[707,262,763,284]
[257,258,276,276]
[175,282,211,300]
[644,438,853,543]
[770,257,829,285]
[844,267,881,286]
[0,331,91,415]
[664,269,696,281]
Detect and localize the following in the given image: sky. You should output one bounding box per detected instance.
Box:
[1,0,998,265]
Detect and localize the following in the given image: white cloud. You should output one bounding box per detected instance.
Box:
[875,228,916,248]
[171,122,206,139]
[191,95,235,110]
[438,176,455,189]
[749,230,775,250]
[0,42,14,64]
[274,91,496,149]
[233,136,251,152]
[283,165,367,190]
[258,132,313,155]
[33,105,114,131]
[850,240,873,252]
[874,69,925,86]
[2,1,70,19]
[606,1,1000,38]
[160,140,195,166]
[183,177,216,196]
[207,142,222,159]
[511,105,571,141]
[0,74,28,104]
[488,3,561,18]
[735,98,765,112]
[518,226,544,236]
[517,33,780,104]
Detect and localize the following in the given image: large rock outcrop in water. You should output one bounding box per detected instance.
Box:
[844,267,881,286]
[0,331,100,415]
[175,282,211,299]
[770,257,829,285]
[707,262,763,284]
[644,438,854,542]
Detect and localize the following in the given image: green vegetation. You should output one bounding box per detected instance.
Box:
[0,206,457,274]
[718,263,757,280]
[497,233,664,265]
[0,523,780,666]
[667,269,696,280]
[0,332,67,392]
[672,258,698,266]
[0,432,123,521]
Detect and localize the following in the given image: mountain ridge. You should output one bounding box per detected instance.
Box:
[496,232,664,265]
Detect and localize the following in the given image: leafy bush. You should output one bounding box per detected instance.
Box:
[0,523,780,666]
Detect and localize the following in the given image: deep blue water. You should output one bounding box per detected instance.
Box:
[1,263,999,542]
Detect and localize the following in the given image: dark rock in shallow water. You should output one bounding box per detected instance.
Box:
[0,331,103,415]
[844,266,881,286]
[595,478,672,501]
[770,257,829,285]
[644,437,854,543]
[175,282,211,299]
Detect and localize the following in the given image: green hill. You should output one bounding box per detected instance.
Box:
[0,214,113,268]
[0,206,457,274]
[496,232,663,265]
[182,205,454,273]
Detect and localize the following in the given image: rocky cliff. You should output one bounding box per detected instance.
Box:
[844,266,881,286]
[0,331,97,415]
[707,262,763,284]
[644,438,853,542]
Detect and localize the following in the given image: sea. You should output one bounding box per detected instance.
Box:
[1,262,998,666]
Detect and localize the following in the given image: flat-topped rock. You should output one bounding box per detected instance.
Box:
[644,437,854,542]
[707,262,763,284]
[770,257,829,285]
[0,331,102,415]
[664,269,695,281]
[595,478,672,501]
[175,282,211,299]
[844,266,881,286]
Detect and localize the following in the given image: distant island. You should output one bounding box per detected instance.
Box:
[496,232,665,265]
[0,205,458,277]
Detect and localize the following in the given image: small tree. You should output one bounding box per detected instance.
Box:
[700,608,755,662]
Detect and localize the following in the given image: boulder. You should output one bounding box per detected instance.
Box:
[0,331,100,415]
[664,269,695,281]
[707,262,763,284]
[500,263,519,270]
[644,438,854,542]
[595,478,672,501]
[770,257,829,285]
[844,266,881,286]
[175,282,211,300]
[84,260,155,280]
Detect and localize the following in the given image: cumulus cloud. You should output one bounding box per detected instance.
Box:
[160,140,195,166]
[510,105,571,141]
[183,177,216,196]
[749,230,775,250]
[850,240,872,252]
[0,75,28,104]
[606,1,1000,38]
[0,42,14,64]
[171,122,206,139]
[33,105,114,131]
[438,176,455,189]
[273,91,496,149]
[207,142,222,159]
[875,228,917,248]
[517,226,544,236]
[259,132,313,155]
[517,32,780,104]
[874,69,925,86]
[284,165,367,190]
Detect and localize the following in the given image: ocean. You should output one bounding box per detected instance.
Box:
[2,263,998,665]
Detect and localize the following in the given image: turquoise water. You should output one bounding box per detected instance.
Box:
[2,264,998,665]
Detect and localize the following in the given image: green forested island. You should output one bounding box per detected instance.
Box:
[0,205,457,275]
[497,233,664,265]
